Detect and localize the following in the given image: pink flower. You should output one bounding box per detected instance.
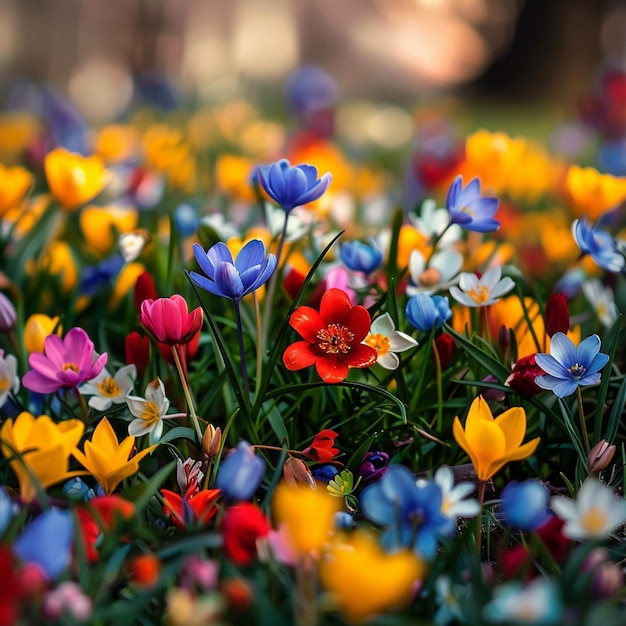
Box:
[140,295,203,346]
[23,328,108,394]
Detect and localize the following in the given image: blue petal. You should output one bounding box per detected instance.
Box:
[587,351,610,374]
[193,243,217,280]
[458,177,481,206]
[235,239,266,273]
[576,334,601,367]
[189,271,226,298]
[207,242,233,267]
[579,372,602,388]
[550,378,580,397]
[549,332,577,368]
[214,263,243,299]
[360,483,396,526]
[445,175,462,211]
[534,353,571,379]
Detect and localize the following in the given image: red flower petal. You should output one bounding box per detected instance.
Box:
[315,354,349,383]
[289,306,324,343]
[343,305,373,342]
[188,489,221,525]
[283,341,319,371]
[319,288,353,325]
[342,343,378,368]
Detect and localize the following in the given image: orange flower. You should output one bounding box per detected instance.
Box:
[44,147,108,210]
[79,205,139,255]
[0,163,33,215]
[565,165,626,219]
[94,124,139,163]
[24,313,62,353]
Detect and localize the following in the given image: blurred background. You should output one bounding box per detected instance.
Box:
[0,0,618,126]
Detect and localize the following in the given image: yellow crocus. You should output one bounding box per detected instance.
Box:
[79,204,139,255]
[0,412,85,503]
[215,154,256,202]
[110,262,145,309]
[0,163,33,215]
[273,481,340,554]
[41,240,79,291]
[94,124,139,164]
[72,417,157,494]
[319,530,425,623]
[566,165,626,220]
[24,313,62,353]
[44,147,108,211]
[453,396,540,482]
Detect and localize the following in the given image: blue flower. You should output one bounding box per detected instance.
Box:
[0,487,17,535]
[406,293,452,333]
[535,332,609,398]
[174,203,199,237]
[190,239,277,302]
[572,216,625,273]
[360,464,449,558]
[446,175,500,232]
[215,441,266,501]
[340,239,383,274]
[500,480,551,531]
[257,158,332,213]
[14,508,73,580]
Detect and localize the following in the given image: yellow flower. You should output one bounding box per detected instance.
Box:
[41,240,79,292]
[110,262,145,309]
[79,204,139,255]
[453,396,540,482]
[215,154,256,202]
[319,530,425,623]
[94,124,139,163]
[24,313,62,353]
[0,163,33,215]
[72,417,157,494]
[0,412,85,503]
[395,225,430,270]
[0,113,40,160]
[566,165,626,220]
[44,147,108,211]
[273,481,340,554]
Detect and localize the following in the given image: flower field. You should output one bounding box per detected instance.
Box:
[0,67,625,626]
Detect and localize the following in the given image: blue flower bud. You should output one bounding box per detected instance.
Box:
[340,239,383,274]
[406,293,452,333]
[500,480,551,531]
[215,441,266,501]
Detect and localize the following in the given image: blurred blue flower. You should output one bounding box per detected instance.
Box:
[62,477,96,501]
[553,267,586,299]
[340,239,383,274]
[360,464,449,558]
[572,216,625,273]
[80,254,125,297]
[257,159,332,213]
[500,480,551,531]
[446,175,500,232]
[0,488,17,535]
[284,65,339,116]
[535,332,609,398]
[174,203,199,237]
[14,508,73,580]
[190,239,277,302]
[406,293,452,333]
[215,441,266,501]
[311,464,340,483]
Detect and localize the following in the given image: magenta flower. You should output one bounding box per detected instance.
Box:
[23,328,108,394]
[141,295,203,346]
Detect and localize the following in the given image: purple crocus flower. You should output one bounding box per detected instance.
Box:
[358,451,390,487]
[215,441,266,501]
[256,158,332,213]
[14,508,74,580]
[190,239,277,302]
[572,216,625,273]
[360,464,449,558]
[446,175,500,232]
[22,327,107,394]
[534,332,609,398]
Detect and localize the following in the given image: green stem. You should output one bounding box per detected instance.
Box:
[171,345,203,444]
[254,292,263,396]
[431,337,443,431]
[576,386,590,455]
[74,387,90,425]
[475,479,486,556]
[234,300,250,403]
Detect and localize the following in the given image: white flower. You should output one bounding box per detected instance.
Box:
[0,351,19,408]
[449,266,515,307]
[410,199,463,246]
[264,202,312,241]
[126,377,185,445]
[198,212,239,241]
[582,279,619,329]
[550,477,626,540]
[363,313,418,370]
[79,363,136,411]
[406,248,463,296]
[434,465,481,521]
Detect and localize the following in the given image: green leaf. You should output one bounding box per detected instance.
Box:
[159,426,198,445]
[131,460,177,514]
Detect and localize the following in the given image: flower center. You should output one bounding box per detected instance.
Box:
[568,363,586,378]
[364,333,391,356]
[467,285,490,304]
[97,377,121,397]
[460,205,475,217]
[62,363,79,373]
[0,377,9,392]
[141,402,161,427]
[580,506,607,534]
[418,267,442,287]
[317,323,354,354]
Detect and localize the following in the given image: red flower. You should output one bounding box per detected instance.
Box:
[301,430,339,462]
[283,288,377,383]
[133,271,158,316]
[434,333,456,369]
[141,295,203,346]
[221,503,270,566]
[506,354,546,398]
[161,488,221,529]
[544,292,569,337]
[125,331,151,378]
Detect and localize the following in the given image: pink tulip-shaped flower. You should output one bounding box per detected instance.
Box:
[140,295,203,346]
[23,328,108,394]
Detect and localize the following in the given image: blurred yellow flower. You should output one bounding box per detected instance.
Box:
[453,396,539,481]
[319,530,424,623]
[395,225,429,270]
[94,124,140,163]
[273,481,340,554]
[79,205,139,255]
[2,194,50,238]
[24,313,62,353]
[0,163,33,215]
[0,113,40,162]
[0,411,85,503]
[110,262,145,309]
[44,147,109,211]
[215,154,256,202]
[72,417,157,495]
[41,240,79,291]
[565,165,626,219]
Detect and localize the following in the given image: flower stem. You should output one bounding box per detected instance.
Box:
[295,554,317,626]
[171,345,203,444]
[254,292,263,396]
[432,338,443,431]
[74,387,90,424]
[475,479,486,556]
[234,300,250,402]
[576,386,590,455]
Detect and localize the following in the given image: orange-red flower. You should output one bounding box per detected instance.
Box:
[283,288,377,383]
[301,430,339,462]
[161,488,221,529]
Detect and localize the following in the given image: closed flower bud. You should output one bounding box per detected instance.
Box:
[544,292,569,337]
[587,439,616,474]
[583,548,624,600]
[505,354,545,398]
[283,456,316,489]
[23,314,62,353]
[202,424,222,459]
[215,441,265,501]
